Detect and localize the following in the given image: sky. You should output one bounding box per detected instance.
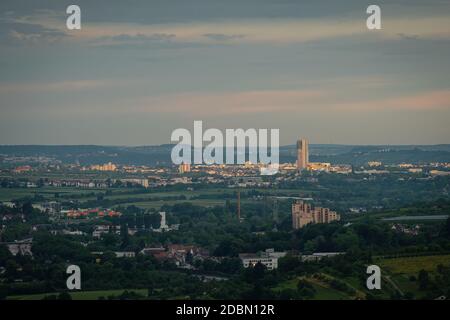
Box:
[0,0,449,146]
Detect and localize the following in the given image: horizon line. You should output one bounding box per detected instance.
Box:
[0,143,449,148]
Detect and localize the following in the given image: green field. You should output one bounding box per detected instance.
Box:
[374,254,450,298]
[0,187,106,201]
[0,186,305,210]
[0,186,315,202]
[272,276,353,300]
[116,199,229,209]
[8,289,148,300]
[377,254,450,274]
[309,282,350,300]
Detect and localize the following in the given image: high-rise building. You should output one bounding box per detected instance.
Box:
[292,200,340,229]
[296,139,309,170]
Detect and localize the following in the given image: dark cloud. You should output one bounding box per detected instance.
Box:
[1,0,449,25]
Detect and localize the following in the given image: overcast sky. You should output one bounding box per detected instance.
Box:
[0,0,449,145]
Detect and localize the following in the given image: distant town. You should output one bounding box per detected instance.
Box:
[0,141,449,300]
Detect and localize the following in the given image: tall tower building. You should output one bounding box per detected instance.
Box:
[296,139,309,170]
[159,211,169,230]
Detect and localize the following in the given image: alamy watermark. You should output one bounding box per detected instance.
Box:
[66,264,81,290]
[367,5,382,30]
[66,5,81,30]
[171,121,280,175]
[366,265,381,290]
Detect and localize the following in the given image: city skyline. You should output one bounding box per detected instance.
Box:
[0,0,450,145]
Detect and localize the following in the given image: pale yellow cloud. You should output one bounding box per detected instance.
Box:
[124,87,449,117]
[333,90,450,112]
[73,16,450,44]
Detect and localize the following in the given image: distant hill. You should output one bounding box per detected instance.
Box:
[281,144,450,165]
[0,144,449,166]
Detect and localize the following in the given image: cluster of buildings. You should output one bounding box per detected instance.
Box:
[294,139,446,176]
[31,178,149,189]
[92,225,123,238]
[5,140,449,193]
[140,244,210,267]
[2,155,57,166]
[291,200,341,229]
[238,248,344,270]
[91,244,212,268]
[86,162,117,172]
[31,202,123,221]
[46,179,110,188]
[91,251,136,259]
[295,138,352,174]
[368,161,383,167]
[92,225,121,238]
[119,178,150,188]
[90,212,178,238]
[32,201,61,215]
[300,252,344,262]
[4,141,450,183]
[362,162,450,176]
[391,223,420,236]
[12,165,33,174]
[232,176,269,188]
[122,165,160,174]
[65,208,122,219]
[31,176,193,189]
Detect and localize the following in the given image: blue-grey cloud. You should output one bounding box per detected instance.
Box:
[0,21,68,45]
[203,33,245,41]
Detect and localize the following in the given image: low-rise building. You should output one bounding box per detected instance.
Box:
[308,162,331,172]
[430,170,450,176]
[114,251,136,258]
[92,225,120,238]
[301,252,344,262]
[239,248,286,270]
[91,251,136,258]
[2,239,33,256]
